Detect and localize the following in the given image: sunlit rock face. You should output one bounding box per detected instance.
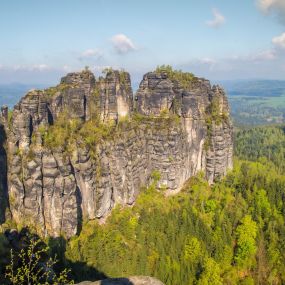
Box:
[135,72,233,184]
[1,68,233,238]
[97,70,133,122]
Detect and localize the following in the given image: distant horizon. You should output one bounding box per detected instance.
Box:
[3,74,285,86]
[2,67,285,87]
[1,71,285,111]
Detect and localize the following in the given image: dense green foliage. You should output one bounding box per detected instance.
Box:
[229,96,285,126]
[2,124,285,284]
[41,111,116,151]
[155,65,195,89]
[61,154,285,284]
[24,125,285,284]
[40,110,181,154]
[235,125,285,172]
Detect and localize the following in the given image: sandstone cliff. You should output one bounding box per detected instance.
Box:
[0,67,233,237]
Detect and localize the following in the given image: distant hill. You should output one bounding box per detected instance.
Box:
[218,80,285,126]
[219,79,285,97]
[0,83,48,109]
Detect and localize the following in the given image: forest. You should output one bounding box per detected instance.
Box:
[1,124,285,285]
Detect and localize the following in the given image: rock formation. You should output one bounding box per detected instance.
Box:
[0,67,233,238]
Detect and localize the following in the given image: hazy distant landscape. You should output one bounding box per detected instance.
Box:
[222,80,285,126]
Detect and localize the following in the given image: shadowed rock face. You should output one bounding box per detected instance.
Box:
[0,69,233,238]
[0,120,8,223]
[74,276,165,285]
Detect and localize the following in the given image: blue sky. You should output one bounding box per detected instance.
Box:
[1,0,285,84]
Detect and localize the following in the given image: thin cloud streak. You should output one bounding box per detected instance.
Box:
[272,32,285,49]
[206,8,225,28]
[78,49,103,61]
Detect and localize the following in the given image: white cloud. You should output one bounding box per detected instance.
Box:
[33,64,49,71]
[258,0,285,12]
[78,49,102,61]
[199,57,216,65]
[198,58,217,71]
[92,65,112,72]
[111,34,136,54]
[258,0,285,22]
[231,50,277,62]
[63,65,73,72]
[13,64,50,72]
[272,32,285,49]
[206,8,225,28]
[251,49,276,60]
[178,51,285,80]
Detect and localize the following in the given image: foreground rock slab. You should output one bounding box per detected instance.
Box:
[75,276,165,285]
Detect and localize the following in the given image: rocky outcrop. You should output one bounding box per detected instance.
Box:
[135,72,233,182]
[74,276,165,285]
[97,70,133,122]
[1,68,233,238]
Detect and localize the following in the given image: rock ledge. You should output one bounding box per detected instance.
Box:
[74,276,164,285]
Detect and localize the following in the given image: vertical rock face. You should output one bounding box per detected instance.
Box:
[59,70,95,121]
[205,85,233,182]
[1,68,233,238]
[135,72,233,183]
[98,70,133,122]
[135,72,181,116]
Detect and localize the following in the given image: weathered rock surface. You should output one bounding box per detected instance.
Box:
[74,276,164,285]
[0,68,233,237]
[97,70,133,122]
